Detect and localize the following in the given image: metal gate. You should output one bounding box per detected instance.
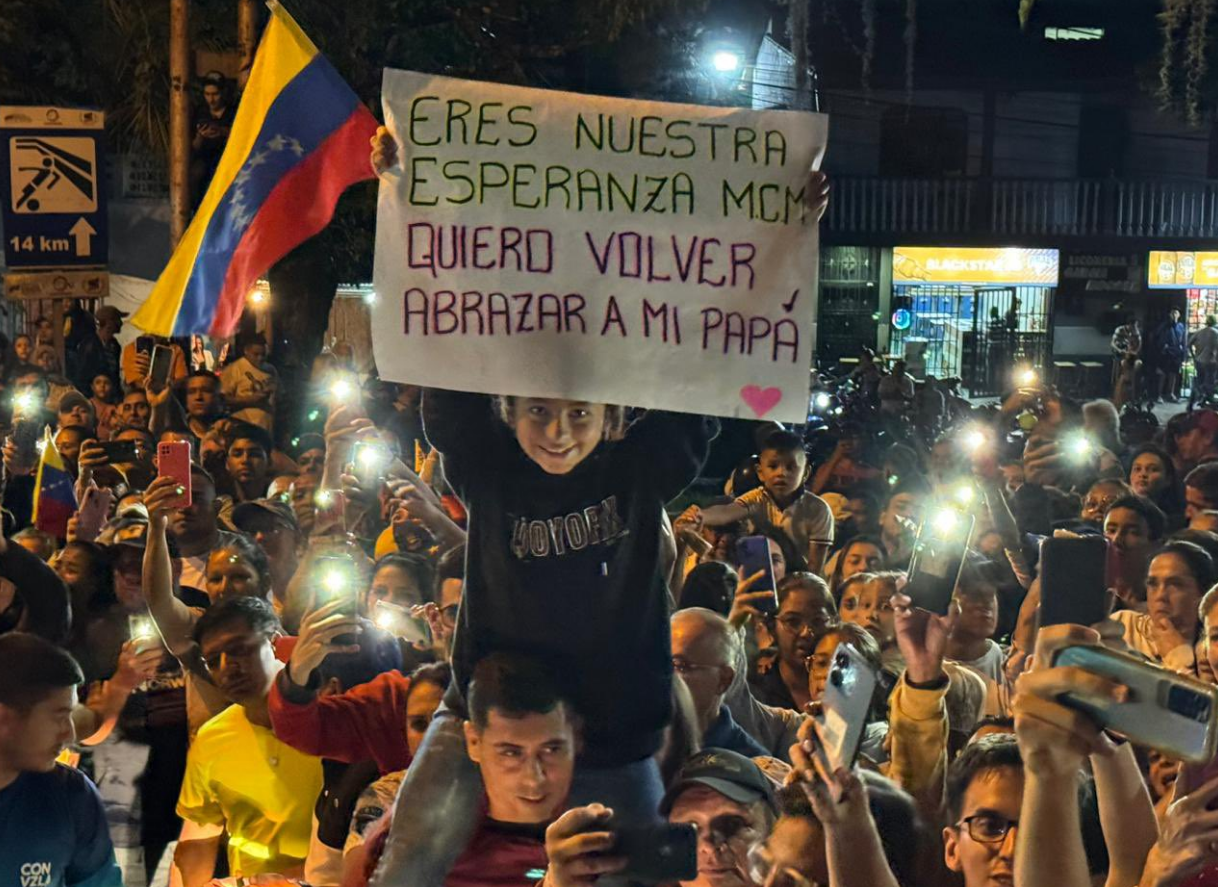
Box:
[816,246,881,368]
[890,283,1054,395]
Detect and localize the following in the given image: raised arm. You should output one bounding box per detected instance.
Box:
[142,477,199,658]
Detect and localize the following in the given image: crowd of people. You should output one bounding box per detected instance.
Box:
[7,141,1218,887]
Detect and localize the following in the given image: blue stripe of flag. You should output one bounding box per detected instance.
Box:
[173,54,361,335]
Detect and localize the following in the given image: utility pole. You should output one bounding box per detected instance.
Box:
[169,0,191,246]
[238,0,257,89]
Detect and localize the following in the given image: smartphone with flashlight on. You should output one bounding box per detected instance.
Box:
[352,439,391,486]
[905,507,976,616]
[314,554,359,617]
[372,600,431,646]
[128,614,160,654]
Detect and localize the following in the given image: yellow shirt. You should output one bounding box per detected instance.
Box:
[177,702,323,877]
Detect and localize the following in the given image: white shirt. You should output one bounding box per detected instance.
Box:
[735,487,835,558]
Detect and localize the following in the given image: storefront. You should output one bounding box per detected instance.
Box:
[889,246,1059,396]
[1148,250,1216,391]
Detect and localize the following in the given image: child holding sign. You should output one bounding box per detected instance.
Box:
[368,127,826,887]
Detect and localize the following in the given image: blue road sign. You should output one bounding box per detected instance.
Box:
[0,106,107,268]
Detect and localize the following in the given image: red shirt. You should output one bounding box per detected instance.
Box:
[268,668,413,774]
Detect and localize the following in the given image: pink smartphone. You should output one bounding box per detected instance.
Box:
[75,487,113,542]
[157,441,192,508]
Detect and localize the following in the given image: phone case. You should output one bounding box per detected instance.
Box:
[613,822,697,883]
[736,535,778,603]
[149,345,174,390]
[905,509,976,615]
[157,441,192,508]
[816,641,880,774]
[76,487,113,541]
[1039,536,1110,628]
[1053,645,1218,763]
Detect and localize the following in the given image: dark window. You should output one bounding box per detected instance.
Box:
[880,107,968,176]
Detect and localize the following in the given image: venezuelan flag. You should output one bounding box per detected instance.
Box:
[33,429,77,539]
[134,1,378,338]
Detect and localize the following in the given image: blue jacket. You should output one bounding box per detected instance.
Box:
[703,705,769,758]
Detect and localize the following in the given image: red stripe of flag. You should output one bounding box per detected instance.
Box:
[209,106,380,337]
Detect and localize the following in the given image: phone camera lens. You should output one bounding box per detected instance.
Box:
[835,652,849,668]
[829,668,843,688]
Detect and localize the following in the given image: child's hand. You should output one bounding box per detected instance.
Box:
[371,126,398,175]
[728,570,774,628]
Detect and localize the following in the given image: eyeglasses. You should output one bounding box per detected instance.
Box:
[747,843,819,887]
[672,657,721,676]
[957,814,1019,844]
[776,614,832,636]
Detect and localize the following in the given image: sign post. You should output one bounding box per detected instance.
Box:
[0,106,109,363]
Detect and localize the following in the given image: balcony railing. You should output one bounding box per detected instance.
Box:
[825,176,1218,241]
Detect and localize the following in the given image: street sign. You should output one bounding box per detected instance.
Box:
[4,268,109,301]
[0,106,108,268]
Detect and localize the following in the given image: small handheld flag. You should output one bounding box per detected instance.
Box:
[33,428,77,538]
[134,1,379,338]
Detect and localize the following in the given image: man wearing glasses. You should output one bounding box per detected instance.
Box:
[173,597,323,887]
[671,608,768,758]
[943,735,1022,887]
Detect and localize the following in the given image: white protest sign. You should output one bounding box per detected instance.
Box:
[372,70,827,422]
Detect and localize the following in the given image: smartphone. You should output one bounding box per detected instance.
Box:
[99,439,141,463]
[315,555,359,615]
[135,336,154,355]
[816,641,880,774]
[905,507,976,615]
[736,536,778,615]
[11,418,41,461]
[372,600,431,646]
[76,486,113,542]
[612,822,697,884]
[156,441,192,508]
[1052,644,1218,764]
[1039,536,1111,628]
[148,344,174,391]
[352,439,391,486]
[128,614,160,653]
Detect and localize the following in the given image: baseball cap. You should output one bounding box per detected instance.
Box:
[97,515,150,548]
[660,748,777,815]
[233,498,299,534]
[57,391,92,414]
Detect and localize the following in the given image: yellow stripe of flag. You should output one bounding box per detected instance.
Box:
[134,2,317,334]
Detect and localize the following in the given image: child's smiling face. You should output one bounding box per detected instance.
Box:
[513,397,606,474]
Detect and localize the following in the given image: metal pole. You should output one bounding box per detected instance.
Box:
[169,0,191,246]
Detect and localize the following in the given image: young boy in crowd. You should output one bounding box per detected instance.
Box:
[0,632,123,887]
[698,428,835,572]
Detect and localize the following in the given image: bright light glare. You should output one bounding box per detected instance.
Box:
[329,379,354,401]
[322,569,347,595]
[375,611,395,630]
[933,509,959,535]
[814,392,832,410]
[315,489,334,508]
[248,290,266,306]
[1018,368,1037,387]
[962,429,986,452]
[35,438,47,455]
[1068,435,1093,458]
[954,485,975,505]
[363,291,378,306]
[131,618,155,640]
[14,391,35,413]
[711,50,740,73]
[358,445,389,470]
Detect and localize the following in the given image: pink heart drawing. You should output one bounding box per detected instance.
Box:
[740,385,783,418]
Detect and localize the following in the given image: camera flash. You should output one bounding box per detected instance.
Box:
[933,508,959,534]
[962,429,986,452]
[813,392,831,411]
[329,378,354,401]
[322,569,347,595]
[1018,368,1037,387]
[954,484,975,505]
